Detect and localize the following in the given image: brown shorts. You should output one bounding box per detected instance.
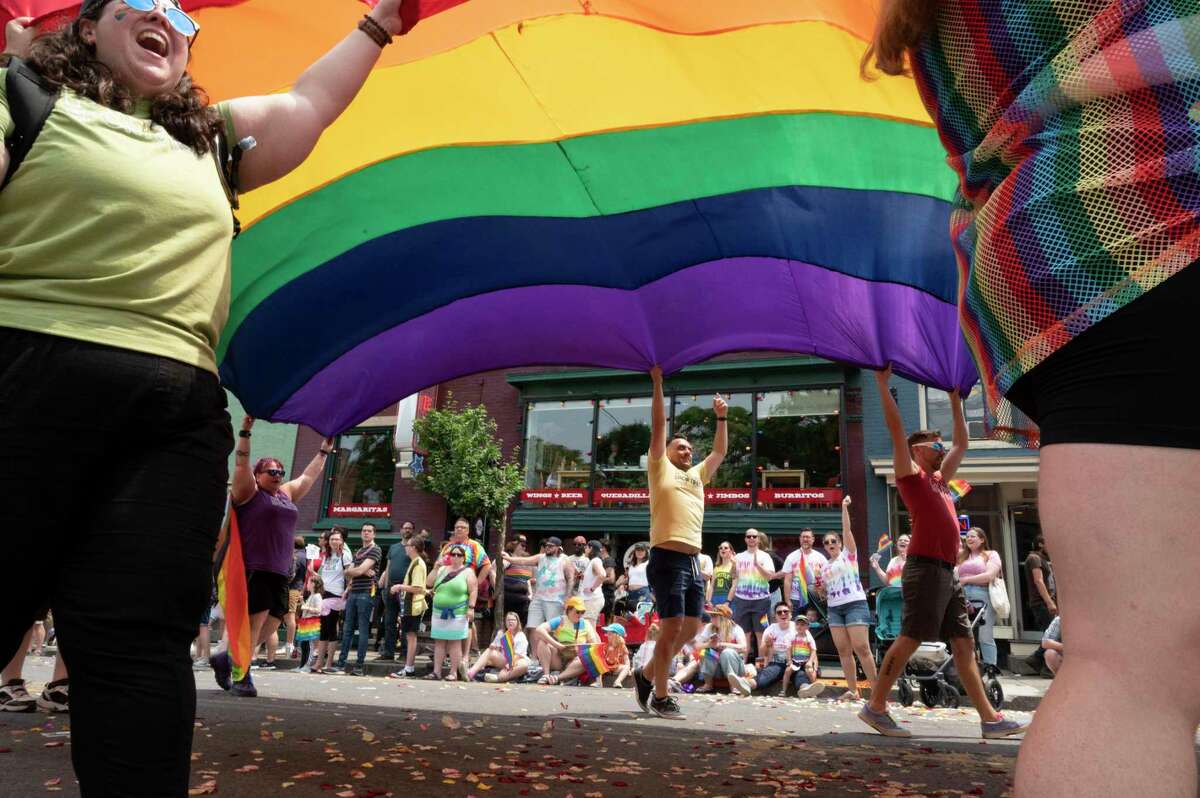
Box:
[899,556,971,642]
[288,589,303,615]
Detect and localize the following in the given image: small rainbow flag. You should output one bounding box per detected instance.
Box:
[795,553,809,605]
[947,479,972,503]
[215,501,251,682]
[759,613,770,630]
[499,632,517,667]
[295,616,320,643]
[576,644,612,680]
[876,534,892,553]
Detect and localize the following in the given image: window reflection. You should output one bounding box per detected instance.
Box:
[524,400,593,490]
[594,397,652,496]
[326,429,395,516]
[756,389,841,495]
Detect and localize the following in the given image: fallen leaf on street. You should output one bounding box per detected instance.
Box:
[187,780,217,796]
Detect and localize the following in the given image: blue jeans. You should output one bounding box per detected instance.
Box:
[755,659,815,691]
[963,584,997,666]
[699,648,747,681]
[338,592,373,667]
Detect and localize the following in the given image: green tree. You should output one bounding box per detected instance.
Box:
[412,396,525,617]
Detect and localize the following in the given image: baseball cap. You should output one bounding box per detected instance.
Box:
[794,614,812,625]
[564,596,586,612]
[545,536,562,547]
[572,535,587,545]
[601,623,626,637]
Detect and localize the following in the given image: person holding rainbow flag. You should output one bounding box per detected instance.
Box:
[466,612,531,684]
[554,624,630,687]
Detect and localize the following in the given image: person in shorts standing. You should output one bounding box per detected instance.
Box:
[504,537,575,634]
[858,369,1026,739]
[731,530,778,659]
[633,367,727,720]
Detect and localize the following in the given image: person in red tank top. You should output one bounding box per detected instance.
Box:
[857,367,1027,741]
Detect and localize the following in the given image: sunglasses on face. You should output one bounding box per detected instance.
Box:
[914,441,947,453]
[745,535,757,540]
[264,468,285,478]
[776,610,790,616]
[120,0,200,41]
[449,551,466,558]
[824,540,838,547]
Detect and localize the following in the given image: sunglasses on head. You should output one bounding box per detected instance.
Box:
[264,468,285,478]
[914,440,947,453]
[119,0,200,41]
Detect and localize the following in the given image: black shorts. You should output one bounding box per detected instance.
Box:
[246,570,289,619]
[646,548,704,619]
[1007,262,1200,449]
[400,615,422,635]
[899,555,971,642]
[319,609,342,642]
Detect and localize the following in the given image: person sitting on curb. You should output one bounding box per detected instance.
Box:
[752,603,823,698]
[531,596,599,683]
[783,614,825,698]
[1041,615,1063,675]
[552,624,630,687]
[467,612,531,684]
[693,604,754,696]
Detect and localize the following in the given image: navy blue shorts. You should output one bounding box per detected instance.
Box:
[646,548,704,619]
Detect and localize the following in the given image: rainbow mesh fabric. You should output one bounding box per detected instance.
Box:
[910,0,1200,445]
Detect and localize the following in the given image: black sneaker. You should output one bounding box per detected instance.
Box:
[648,694,685,720]
[344,667,363,677]
[210,652,232,691]
[37,679,69,713]
[375,654,396,662]
[633,668,653,713]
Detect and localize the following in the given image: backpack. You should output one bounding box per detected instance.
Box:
[3,57,244,236]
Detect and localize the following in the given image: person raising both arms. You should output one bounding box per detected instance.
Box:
[858,368,1025,740]
[632,368,728,720]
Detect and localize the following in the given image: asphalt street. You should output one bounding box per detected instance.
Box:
[1,656,1037,797]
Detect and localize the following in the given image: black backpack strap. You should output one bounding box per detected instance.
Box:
[3,57,59,189]
[210,127,244,238]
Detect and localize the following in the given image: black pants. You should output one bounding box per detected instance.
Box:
[381,589,402,657]
[0,328,232,797]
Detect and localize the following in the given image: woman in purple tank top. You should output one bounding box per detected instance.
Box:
[210,416,334,697]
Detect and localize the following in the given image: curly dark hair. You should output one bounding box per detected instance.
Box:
[23,0,223,155]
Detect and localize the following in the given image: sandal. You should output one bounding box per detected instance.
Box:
[696,686,715,694]
[424,672,442,681]
[537,675,550,685]
[546,674,560,686]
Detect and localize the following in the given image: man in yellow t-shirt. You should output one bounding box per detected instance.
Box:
[634,366,727,720]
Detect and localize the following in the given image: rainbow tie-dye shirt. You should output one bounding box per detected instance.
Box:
[733,550,774,601]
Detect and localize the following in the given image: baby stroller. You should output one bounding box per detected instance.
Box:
[872,585,904,662]
[886,595,1004,711]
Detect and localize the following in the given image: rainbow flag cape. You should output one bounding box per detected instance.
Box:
[947,479,972,503]
[215,501,251,682]
[576,644,612,680]
[499,631,517,667]
[295,615,320,643]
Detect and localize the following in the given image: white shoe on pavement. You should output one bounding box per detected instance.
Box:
[728,673,753,696]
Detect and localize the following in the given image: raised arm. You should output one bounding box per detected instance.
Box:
[841,495,856,555]
[870,554,889,583]
[230,415,257,505]
[503,552,542,567]
[701,394,729,478]
[874,366,916,480]
[226,0,403,193]
[281,437,334,503]
[938,388,969,481]
[649,366,666,460]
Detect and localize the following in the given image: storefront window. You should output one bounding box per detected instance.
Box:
[755,389,841,503]
[924,384,990,441]
[325,429,395,517]
[523,400,593,490]
[594,396,652,505]
[673,392,753,508]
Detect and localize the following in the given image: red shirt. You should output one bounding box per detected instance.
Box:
[896,468,959,565]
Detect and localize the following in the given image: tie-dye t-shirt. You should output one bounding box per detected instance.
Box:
[885,556,906,586]
[781,548,827,604]
[790,630,817,665]
[533,554,569,602]
[733,550,774,601]
[821,551,865,608]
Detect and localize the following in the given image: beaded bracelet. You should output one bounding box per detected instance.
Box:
[357,14,393,48]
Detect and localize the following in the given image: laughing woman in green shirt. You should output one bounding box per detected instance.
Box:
[0,1,405,795]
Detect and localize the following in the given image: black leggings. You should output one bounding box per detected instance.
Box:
[1008,262,1200,449]
[0,328,232,797]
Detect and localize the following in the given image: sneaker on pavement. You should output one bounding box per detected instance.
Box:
[192,657,210,670]
[0,679,36,713]
[483,673,500,683]
[375,653,396,662]
[37,679,69,713]
[210,652,232,691]
[728,673,753,697]
[857,705,912,738]
[458,661,471,682]
[648,694,686,720]
[344,666,364,676]
[982,714,1029,739]
[231,677,258,698]
[797,681,826,699]
[633,668,653,713]
[255,661,277,671]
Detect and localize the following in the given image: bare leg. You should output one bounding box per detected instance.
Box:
[1044,650,1062,674]
[867,636,919,712]
[829,626,860,696]
[948,637,1000,722]
[1016,444,1200,798]
[283,612,297,656]
[847,625,879,694]
[195,624,211,660]
[30,623,45,655]
[432,641,446,678]
[644,617,702,700]
[404,633,418,669]
[447,639,463,681]
[468,650,504,680]
[2,629,33,682]
[500,660,530,682]
[50,654,67,683]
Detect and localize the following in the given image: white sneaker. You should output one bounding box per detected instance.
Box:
[0,679,35,713]
[192,657,210,670]
[36,680,69,713]
[728,673,753,696]
[797,681,826,698]
[483,673,500,683]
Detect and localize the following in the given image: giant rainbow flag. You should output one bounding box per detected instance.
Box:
[2,0,973,436]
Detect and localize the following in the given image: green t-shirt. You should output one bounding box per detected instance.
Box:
[0,70,235,374]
